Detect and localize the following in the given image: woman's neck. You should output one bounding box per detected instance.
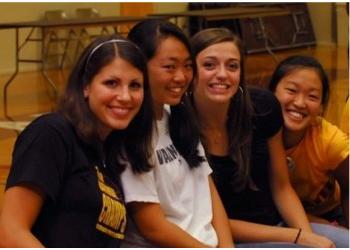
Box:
[154,102,164,120]
[193,93,230,155]
[193,94,229,130]
[97,126,110,142]
[282,128,307,149]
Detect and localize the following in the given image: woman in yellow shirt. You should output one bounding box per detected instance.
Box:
[269,55,349,228]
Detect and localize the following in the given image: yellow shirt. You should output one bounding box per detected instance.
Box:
[339,99,349,135]
[286,117,349,215]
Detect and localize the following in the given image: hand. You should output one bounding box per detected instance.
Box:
[298,231,335,248]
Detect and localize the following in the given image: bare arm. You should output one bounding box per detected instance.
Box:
[268,129,312,231]
[267,129,335,247]
[334,156,349,228]
[230,219,297,243]
[0,185,45,247]
[230,219,335,247]
[209,176,234,247]
[129,202,209,247]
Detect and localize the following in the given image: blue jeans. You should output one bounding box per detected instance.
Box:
[236,242,305,248]
[235,222,349,248]
[311,222,349,248]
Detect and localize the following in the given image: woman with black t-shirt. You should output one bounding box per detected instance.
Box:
[189,28,345,247]
[0,35,154,247]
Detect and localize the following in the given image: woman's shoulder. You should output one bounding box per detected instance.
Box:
[31,112,66,124]
[311,117,348,139]
[22,112,75,140]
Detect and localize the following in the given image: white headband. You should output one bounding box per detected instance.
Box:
[85,39,141,73]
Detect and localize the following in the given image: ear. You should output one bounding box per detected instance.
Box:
[83,85,90,98]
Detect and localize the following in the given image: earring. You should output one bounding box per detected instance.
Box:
[238,86,244,95]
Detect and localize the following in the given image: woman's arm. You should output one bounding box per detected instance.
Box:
[268,129,312,231]
[208,176,234,247]
[0,185,44,247]
[129,202,209,247]
[334,156,349,227]
[267,129,335,247]
[230,219,334,247]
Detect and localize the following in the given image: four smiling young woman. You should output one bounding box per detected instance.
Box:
[0,19,348,248]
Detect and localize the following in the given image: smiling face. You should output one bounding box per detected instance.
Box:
[193,41,241,105]
[84,57,144,140]
[147,36,193,117]
[274,68,323,134]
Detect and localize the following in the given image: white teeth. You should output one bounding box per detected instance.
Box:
[210,83,229,89]
[111,107,129,116]
[288,110,304,120]
[170,87,182,93]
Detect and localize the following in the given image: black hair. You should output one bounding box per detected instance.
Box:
[268,55,330,111]
[58,34,154,173]
[128,19,204,169]
[190,28,254,191]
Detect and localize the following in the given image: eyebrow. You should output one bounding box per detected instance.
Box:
[203,56,239,61]
[285,80,321,91]
[308,88,321,93]
[162,57,192,62]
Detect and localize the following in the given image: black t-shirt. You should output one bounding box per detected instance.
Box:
[6,113,126,247]
[208,87,284,225]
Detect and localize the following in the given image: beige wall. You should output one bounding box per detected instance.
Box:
[0,2,347,75]
[308,2,348,47]
[308,3,333,46]
[335,2,349,47]
[0,2,120,74]
[154,2,188,13]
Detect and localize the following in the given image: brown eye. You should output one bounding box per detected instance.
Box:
[185,62,193,70]
[203,62,215,70]
[227,63,239,71]
[163,65,176,70]
[309,94,320,101]
[130,81,143,90]
[104,79,118,88]
[286,88,296,93]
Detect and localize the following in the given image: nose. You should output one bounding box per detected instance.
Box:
[293,94,306,108]
[116,86,131,102]
[216,65,228,80]
[173,67,188,84]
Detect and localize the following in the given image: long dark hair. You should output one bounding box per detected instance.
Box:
[268,55,330,113]
[58,34,154,173]
[128,19,204,169]
[190,28,254,191]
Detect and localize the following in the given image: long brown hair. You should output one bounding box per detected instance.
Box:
[58,35,154,173]
[190,28,254,191]
[128,19,204,169]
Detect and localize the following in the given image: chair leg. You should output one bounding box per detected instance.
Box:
[60,29,77,69]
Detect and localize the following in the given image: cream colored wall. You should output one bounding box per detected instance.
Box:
[335,2,348,47]
[0,2,120,74]
[308,2,348,47]
[154,3,188,32]
[308,3,333,46]
[0,2,347,75]
[154,2,188,13]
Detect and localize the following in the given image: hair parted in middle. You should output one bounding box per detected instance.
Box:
[268,55,330,112]
[128,18,204,169]
[58,34,155,173]
[190,28,254,191]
